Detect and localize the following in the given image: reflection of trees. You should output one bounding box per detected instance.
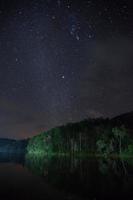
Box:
[25,153,52,176]
[25,155,133,199]
[98,158,128,176]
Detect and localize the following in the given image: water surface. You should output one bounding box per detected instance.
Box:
[0,153,133,200]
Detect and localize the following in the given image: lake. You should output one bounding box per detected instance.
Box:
[0,153,133,200]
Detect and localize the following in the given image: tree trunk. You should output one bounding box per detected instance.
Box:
[119,136,122,154]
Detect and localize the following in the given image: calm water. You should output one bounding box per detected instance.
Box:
[0,153,133,200]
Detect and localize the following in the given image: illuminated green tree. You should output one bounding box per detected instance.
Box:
[112,126,126,154]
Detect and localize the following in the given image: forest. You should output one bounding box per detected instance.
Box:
[26,117,133,158]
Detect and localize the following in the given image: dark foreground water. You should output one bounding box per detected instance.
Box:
[0,153,133,200]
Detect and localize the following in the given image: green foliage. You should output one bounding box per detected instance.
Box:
[26,132,53,157]
[96,138,114,156]
[96,139,107,154]
[96,125,130,156]
[48,127,62,152]
[112,126,126,138]
[112,126,128,154]
[127,144,133,154]
[26,118,132,157]
[124,142,133,156]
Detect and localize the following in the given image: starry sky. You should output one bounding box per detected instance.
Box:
[0,0,133,139]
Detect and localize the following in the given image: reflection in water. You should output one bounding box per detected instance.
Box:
[0,152,25,164]
[0,153,73,200]
[25,155,133,200]
[0,152,132,200]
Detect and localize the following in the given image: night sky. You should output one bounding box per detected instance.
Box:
[0,0,133,139]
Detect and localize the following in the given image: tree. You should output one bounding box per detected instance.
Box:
[96,139,108,155]
[112,126,126,154]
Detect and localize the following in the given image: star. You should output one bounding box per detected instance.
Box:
[57,0,61,7]
[18,10,22,15]
[76,35,80,40]
[15,58,18,62]
[52,16,56,20]
[88,34,92,39]
[0,0,132,140]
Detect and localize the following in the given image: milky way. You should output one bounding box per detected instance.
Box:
[0,0,133,138]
